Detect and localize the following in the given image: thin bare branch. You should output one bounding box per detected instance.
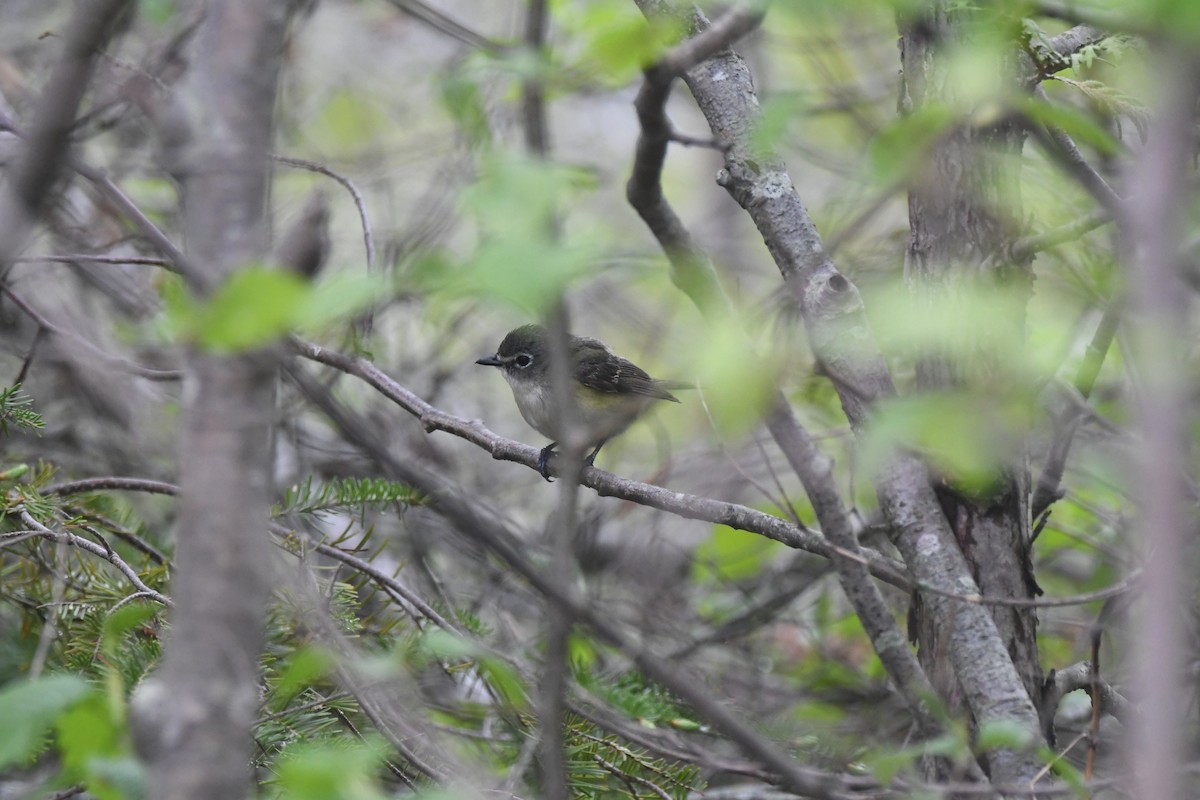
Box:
[272,154,376,274]
[18,509,170,606]
[380,0,507,53]
[292,337,910,588]
[0,284,181,380]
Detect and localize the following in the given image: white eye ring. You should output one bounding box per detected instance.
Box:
[514,353,533,368]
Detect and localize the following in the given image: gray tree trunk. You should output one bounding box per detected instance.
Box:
[898,5,1044,730]
[134,3,298,799]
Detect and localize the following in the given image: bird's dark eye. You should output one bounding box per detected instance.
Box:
[514,353,533,368]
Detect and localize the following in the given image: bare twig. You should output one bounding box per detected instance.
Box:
[12,254,173,268]
[380,0,507,53]
[18,509,170,606]
[1042,660,1132,722]
[272,155,376,274]
[0,284,182,380]
[45,476,181,496]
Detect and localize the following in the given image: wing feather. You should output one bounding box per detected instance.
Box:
[571,338,681,402]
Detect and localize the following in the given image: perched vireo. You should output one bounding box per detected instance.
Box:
[476,324,689,480]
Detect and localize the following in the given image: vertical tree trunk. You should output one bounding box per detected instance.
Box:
[135,3,297,799]
[898,6,1044,728]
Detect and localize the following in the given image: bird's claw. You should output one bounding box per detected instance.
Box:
[537,444,556,482]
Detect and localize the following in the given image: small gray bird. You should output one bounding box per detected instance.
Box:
[476,324,687,480]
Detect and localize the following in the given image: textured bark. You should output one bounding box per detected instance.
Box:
[134,3,297,799]
[899,7,1044,724]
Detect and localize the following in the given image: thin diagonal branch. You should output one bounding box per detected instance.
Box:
[18,509,170,606]
[292,337,910,589]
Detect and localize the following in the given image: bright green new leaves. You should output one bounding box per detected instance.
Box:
[750,94,805,161]
[438,71,492,149]
[417,629,527,711]
[1017,93,1122,156]
[274,737,391,800]
[553,0,685,86]
[101,602,160,662]
[56,692,142,800]
[138,0,177,26]
[0,674,91,769]
[269,646,336,713]
[194,269,305,350]
[862,391,1031,493]
[435,152,600,313]
[164,268,386,352]
[0,675,140,800]
[869,105,958,186]
[687,317,780,438]
[308,90,390,155]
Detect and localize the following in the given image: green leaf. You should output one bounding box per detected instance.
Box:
[868,105,957,185]
[308,90,389,154]
[750,95,802,158]
[478,656,528,710]
[452,152,602,311]
[418,628,476,661]
[295,272,389,335]
[57,691,130,800]
[975,718,1036,751]
[83,756,147,800]
[862,392,1028,493]
[688,318,778,438]
[102,602,160,661]
[1038,744,1088,795]
[0,675,92,769]
[193,267,310,352]
[438,71,492,149]
[463,153,597,239]
[863,733,964,785]
[1016,96,1121,156]
[139,0,176,25]
[274,737,390,800]
[567,632,598,672]
[270,646,336,712]
[693,524,782,584]
[554,0,685,85]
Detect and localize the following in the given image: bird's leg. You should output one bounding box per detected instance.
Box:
[584,439,607,467]
[537,442,558,482]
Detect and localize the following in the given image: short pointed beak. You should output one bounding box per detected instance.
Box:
[476,354,502,367]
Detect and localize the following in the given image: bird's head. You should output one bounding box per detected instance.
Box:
[475,324,549,385]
